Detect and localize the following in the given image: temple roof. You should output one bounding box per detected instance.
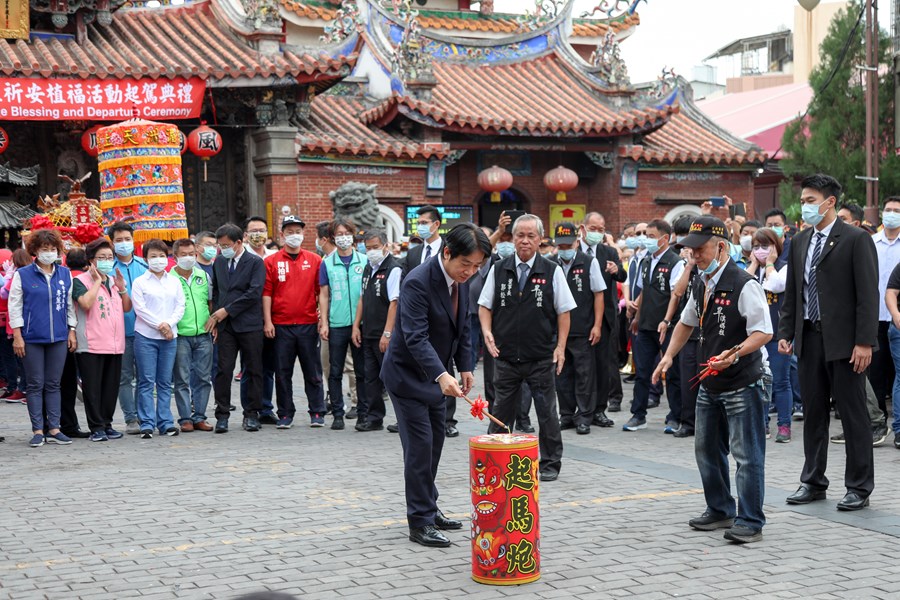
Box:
[0,1,357,81]
[281,0,638,39]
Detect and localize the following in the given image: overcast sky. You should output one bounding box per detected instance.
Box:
[493,1,891,84]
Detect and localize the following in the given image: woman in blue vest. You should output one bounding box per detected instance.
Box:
[9,229,77,448]
[318,217,367,430]
[747,227,792,443]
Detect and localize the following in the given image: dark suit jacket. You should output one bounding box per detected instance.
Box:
[401,238,445,278]
[777,218,878,361]
[596,243,627,330]
[212,250,266,333]
[381,256,472,401]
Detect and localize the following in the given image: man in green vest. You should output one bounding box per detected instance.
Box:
[172,238,214,432]
[319,218,368,431]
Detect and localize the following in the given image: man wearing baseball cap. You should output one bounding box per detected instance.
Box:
[652,215,773,544]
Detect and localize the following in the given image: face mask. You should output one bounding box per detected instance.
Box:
[96,259,115,275]
[367,248,385,265]
[752,248,770,263]
[37,251,58,266]
[802,201,826,227]
[114,241,133,257]
[702,245,724,275]
[284,234,303,249]
[643,238,659,254]
[247,232,267,247]
[771,226,785,239]
[616,239,627,250]
[584,231,604,246]
[496,241,515,259]
[201,246,217,261]
[335,235,354,250]
[409,242,421,251]
[558,248,576,262]
[315,239,323,253]
[740,235,753,252]
[357,243,366,254]
[676,235,687,245]
[417,223,433,239]
[220,246,236,260]
[148,257,168,273]
[883,212,900,229]
[176,256,196,271]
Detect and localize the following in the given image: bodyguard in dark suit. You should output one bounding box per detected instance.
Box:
[381,223,492,548]
[205,223,266,433]
[779,174,879,511]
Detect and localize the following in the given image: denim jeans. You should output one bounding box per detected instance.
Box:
[23,341,68,432]
[327,325,366,418]
[135,333,177,433]
[174,334,213,424]
[765,340,793,428]
[790,353,801,411]
[695,379,767,531]
[118,335,138,423]
[888,324,900,434]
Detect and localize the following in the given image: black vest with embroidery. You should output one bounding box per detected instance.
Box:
[554,251,595,338]
[361,254,398,340]
[492,254,557,362]
[678,265,701,341]
[692,260,765,394]
[638,249,682,331]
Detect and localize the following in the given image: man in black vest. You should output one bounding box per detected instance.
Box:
[627,219,685,432]
[479,214,575,481]
[553,222,606,434]
[653,216,773,544]
[352,229,402,432]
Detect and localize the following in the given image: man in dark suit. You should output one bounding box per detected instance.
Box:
[381,223,492,548]
[205,223,267,434]
[401,205,445,277]
[779,174,879,511]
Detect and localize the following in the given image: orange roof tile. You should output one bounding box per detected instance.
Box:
[0,2,356,80]
[298,94,448,159]
[361,53,673,138]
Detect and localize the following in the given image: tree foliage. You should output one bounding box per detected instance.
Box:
[780,0,899,208]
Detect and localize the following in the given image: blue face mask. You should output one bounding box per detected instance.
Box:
[496,242,515,259]
[643,237,660,254]
[558,248,576,262]
[357,243,366,254]
[114,241,133,257]
[417,223,433,239]
[771,226,785,239]
[802,201,826,227]
[702,244,724,275]
[96,260,115,275]
[883,212,900,229]
[220,246,236,260]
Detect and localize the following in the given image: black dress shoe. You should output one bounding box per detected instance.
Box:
[63,429,91,439]
[608,401,622,413]
[539,471,558,482]
[387,423,399,433]
[331,416,345,430]
[355,419,383,432]
[435,510,463,530]
[592,412,614,427]
[258,413,278,425]
[516,423,535,433]
[445,425,459,438]
[576,424,590,435]
[837,491,870,511]
[673,428,694,438]
[242,417,260,432]
[647,397,660,408]
[215,419,229,433]
[559,419,576,430]
[785,484,826,505]
[409,525,451,548]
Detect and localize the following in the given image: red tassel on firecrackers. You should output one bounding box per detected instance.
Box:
[470,395,488,420]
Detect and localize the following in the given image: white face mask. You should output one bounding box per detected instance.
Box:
[284,234,304,249]
[740,235,753,252]
[148,257,168,273]
[335,235,354,250]
[176,256,196,271]
[366,248,385,265]
[37,251,58,266]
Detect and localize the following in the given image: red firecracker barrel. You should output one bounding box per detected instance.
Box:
[469,433,540,585]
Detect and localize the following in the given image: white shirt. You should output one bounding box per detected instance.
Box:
[560,255,607,293]
[873,229,900,321]
[803,219,837,320]
[131,270,186,340]
[680,258,773,336]
[370,256,402,302]
[759,264,788,294]
[626,249,647,291]
[647,247,686,287]
[478,254,578,314]
[227,247,247,271]
[8,266,77,330]
[421,238,442,265]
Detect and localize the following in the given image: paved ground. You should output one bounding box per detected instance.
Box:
[2,368,900,600]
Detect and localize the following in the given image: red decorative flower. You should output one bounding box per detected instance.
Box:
[30,215,54,230]
[470,395,488,420]
[73,223,104,245]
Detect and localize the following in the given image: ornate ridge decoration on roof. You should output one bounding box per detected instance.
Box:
[516,0,564,32]
[589,31,629,86]
[320,0,364,43]
[579,0,645,20]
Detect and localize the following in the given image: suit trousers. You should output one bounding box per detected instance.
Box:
[214,322,263,420]
[389,389,447,528]
[556,336,596,426]
[867,320,892,419]
[594,321,613,413]
[490,358,563,475]
[799,324,874,496]
[361,337,387,423]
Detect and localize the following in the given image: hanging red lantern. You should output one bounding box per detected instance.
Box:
[544,165,578,202]
[81,125,102,157]
[477,165,513,203]
[177,129,188,155]
[0,126,9,155]
[187,121,222,181]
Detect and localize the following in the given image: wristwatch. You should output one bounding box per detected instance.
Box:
[732,354,740,365]
[383,331,392,338]
[662,319,672,327]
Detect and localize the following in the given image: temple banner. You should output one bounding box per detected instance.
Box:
[0,78,206,121]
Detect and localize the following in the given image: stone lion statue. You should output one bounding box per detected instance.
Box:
[329,181,385,232]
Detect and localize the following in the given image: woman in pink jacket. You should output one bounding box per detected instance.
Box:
[73,239,131,442]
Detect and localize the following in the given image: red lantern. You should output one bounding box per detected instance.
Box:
[187,122,222,181]
[0,126,9,155]
[177,129,187,155]
[81,125,102,157]
[544,166,578,202]
[477,165,513,203]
